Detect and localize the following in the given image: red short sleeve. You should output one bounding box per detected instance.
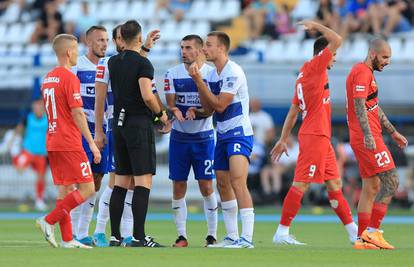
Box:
[66,75,83,108]
[352,68,371,99]
[309,47,332,74]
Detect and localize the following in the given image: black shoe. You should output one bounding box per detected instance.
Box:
[109,236,121,247]
[205,235,217,247]
[128,236,164,248]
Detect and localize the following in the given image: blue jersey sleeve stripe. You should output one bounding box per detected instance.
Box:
[215,102,243,122]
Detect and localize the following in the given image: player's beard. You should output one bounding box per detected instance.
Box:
[372,56,381,71]
[93,49,105,58]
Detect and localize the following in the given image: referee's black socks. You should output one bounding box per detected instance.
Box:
[109,186,128,240]
[132,186,150,241]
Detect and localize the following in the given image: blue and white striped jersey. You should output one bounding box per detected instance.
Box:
[165,63,214,142]
[72,55,106,133]
[207,60,253,140]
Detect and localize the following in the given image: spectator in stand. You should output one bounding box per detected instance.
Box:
[155,0,191,22]
[261,135,299,202]
[0,0,11,16]
[340,0,372,39]
[66,1,98,44]
[381,0,412,38]
[249,98,275,147]
[243,0,278,39]
[275,4,296,36]
[30,0,65,43]
[315,0,342,34]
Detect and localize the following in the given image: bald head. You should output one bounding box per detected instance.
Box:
[369,38,390,53]
[367,37,391,72]
[52,34,78,67]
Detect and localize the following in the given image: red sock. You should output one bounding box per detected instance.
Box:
[328,190,353,225]
[280,186,304,227]
[357,212,371,237]
[368,202,388,229]
[36,179,45,200]
[45,190,84,225]
[56,200,73,242]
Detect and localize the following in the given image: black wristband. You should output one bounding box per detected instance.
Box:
[154,110,164,118]
[141,45,150,52]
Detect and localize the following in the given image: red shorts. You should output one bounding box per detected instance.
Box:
[294,135,339,184]
[48,151,93,186]
[351,138,395,178]
[12,150,47,175]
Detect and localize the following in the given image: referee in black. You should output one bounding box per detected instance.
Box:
[108,20,168,247]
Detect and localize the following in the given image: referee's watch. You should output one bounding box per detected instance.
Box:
[154,110,165,120]
[141,45,150,53]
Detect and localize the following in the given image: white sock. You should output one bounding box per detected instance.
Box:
[94,186,112,234]
[367,227,378,233]
[172,197,187,238]
[221,199,239,241]
[240,208,254,243]
[76,194,96,239]
[345,222,358,238]
[203,193,218,239]
[275,224,289,237]
[120,190,134,238]
[70,206,80,237]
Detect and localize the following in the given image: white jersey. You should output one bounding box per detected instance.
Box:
[207,60,253,140]
[165,63,215,142]
[72,55,106,133]
[96,56,113,132]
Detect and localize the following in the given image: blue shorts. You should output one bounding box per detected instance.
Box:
[82,136,108,174]
[214,136,253,171]
[169,138,215,181]
[106,130,115,173]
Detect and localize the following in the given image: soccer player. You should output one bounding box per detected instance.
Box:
[165,34,218,247]
[189,31,255,248]
[36,34,101,249]
[93,24,162,247]
[70,25,109,246]
[270,21,358,245]
[346,38,408,250]
[11,99,48,211]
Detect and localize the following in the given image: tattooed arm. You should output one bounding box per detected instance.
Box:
[378,106,396,135]
[378,106,408,148]
[354,98,376,150]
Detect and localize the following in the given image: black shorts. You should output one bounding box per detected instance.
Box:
[113,115,156,176]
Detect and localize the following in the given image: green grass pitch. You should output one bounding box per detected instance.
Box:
[0,219,413,267]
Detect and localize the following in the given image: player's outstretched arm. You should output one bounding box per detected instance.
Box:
[72,107,102,164]
[378,106,408,148]
[166,93,185,122]
[298,20,342,53]
[354,98,376,150]
[94,81,108,150]
[188,62,231,113]
[270,104,300,162]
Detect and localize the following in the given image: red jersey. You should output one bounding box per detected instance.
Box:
[41,67,84,151]
[292,47,333,138]
[346,63,381,144]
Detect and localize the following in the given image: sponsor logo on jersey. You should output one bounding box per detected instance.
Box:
[96,66,105,79]
[355,85,365,92]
